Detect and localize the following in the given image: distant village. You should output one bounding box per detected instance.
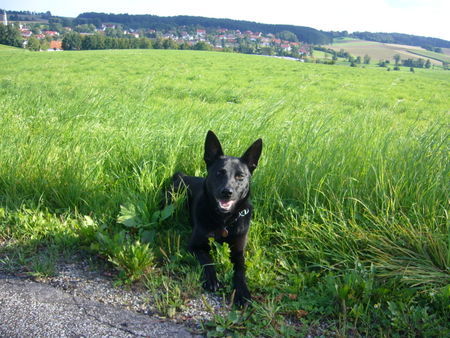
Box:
[2,10,311,56]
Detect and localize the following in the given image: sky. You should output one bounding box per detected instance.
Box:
[2,0,449,41]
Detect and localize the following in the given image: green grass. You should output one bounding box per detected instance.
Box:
[0,48,449,336]
[0,43,27,51]
[312,50,334,59]
[407,49,450,64]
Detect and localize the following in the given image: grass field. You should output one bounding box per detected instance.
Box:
[327,39,444,66]
[407,49,450,64]
[0,48,449,336]
[0,44,27,51]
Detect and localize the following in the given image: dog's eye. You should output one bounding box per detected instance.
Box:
[235,174,245,181]
[217,169,226,176]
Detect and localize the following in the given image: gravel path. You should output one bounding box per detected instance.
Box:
[0,260,227,337]
[0,273,197,337]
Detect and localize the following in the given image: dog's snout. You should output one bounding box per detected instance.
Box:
[221,187,233,198]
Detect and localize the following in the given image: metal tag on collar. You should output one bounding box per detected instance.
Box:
[239,208,250,217]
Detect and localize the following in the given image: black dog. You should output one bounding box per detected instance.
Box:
[172,131,262,306]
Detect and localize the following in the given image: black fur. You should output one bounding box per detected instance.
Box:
[172,130,262,306]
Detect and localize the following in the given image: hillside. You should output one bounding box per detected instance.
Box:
[326,38,447,65]
[351,31,450,49]
[75,12,331,44]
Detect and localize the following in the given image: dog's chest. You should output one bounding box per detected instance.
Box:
[205,208,250,240]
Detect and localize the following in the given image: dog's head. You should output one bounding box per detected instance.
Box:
[203,130,262,214]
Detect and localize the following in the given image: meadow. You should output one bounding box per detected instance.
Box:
[407,49,450,64]
[0,47,449,336]
[327,39,444,66]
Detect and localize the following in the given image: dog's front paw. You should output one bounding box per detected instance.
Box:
[234,285,251,307]
[202,271,222,292]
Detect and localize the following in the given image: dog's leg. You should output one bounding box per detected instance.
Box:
[189,234,221,292]
[229,235,251,306]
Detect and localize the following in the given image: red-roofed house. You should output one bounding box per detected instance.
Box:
[43,30,60,37]
[48,40,62,51]
[196,29,206,36]
[20,29,32,38]
[280,44,291,52]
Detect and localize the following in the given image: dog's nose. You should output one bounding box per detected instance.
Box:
[221,188,233,198]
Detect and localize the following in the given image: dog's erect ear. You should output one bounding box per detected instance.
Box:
[204,130,224,168]
[241,138,263,174]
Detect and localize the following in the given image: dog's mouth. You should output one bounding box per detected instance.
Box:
[218,199,236,212]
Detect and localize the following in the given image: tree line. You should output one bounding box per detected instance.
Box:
[0,9,52,21]
[351,31,450,49]
[62,32,213,51]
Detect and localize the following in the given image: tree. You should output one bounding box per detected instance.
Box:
[74,24,96,33]
[153,38,164,49]
[139,37,152,49]
[393,54,401,66]
[162,38,178,49]
[425,59,431,69]
[62,32,82,50]
[179,42,190,50]
[276,31,298,42]
[192,41,211,51]
[40,39,50,50]
[27,36,41,51]
[0,24,23,47]
[363,54,371,64]
[49,22,63,32]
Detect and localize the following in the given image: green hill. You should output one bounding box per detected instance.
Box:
[75,12,332,44]
[327,38,446,65]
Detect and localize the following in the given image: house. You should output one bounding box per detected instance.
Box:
[280,44,291,52]
[101,24,116,30]
[20,29,32,38]
[48,40,62,51]
[180,31,191,40]
[43,30,59,37]
[196,29,206,36]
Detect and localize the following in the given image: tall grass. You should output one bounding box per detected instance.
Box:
[1,48,448,334]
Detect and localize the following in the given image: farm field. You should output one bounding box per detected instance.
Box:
[407,49,450,64]
[327,38,445,65]
[0,48,449,336]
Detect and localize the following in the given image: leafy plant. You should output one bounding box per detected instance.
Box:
[93,231,155,283]
[117,203,174,243]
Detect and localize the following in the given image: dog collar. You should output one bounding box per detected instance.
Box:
[235,208,250,221]
[219,208,250,238]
